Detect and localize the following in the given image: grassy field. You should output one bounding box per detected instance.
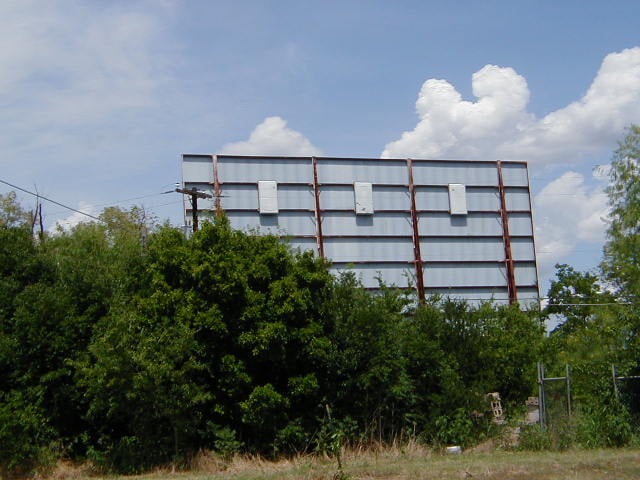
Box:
[49,446,640,480]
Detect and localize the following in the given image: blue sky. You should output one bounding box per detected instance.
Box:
[2,0,639,294]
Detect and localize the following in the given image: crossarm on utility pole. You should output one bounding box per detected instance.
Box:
[176,187,213,233]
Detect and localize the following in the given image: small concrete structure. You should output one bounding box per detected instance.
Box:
[525,396,539,424]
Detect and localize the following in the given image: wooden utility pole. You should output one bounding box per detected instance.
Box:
[176,187,213,233]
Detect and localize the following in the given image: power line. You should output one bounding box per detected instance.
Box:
[546,302,633,307]
[92,192,171,208]
[0,178,103,223]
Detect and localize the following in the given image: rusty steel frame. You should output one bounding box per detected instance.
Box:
[497,161,518,304]
[311,156,325,258]
[213,155,223,217]
[407,159,426,302]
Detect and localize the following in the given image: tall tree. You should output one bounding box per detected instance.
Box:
[602,124,640,299]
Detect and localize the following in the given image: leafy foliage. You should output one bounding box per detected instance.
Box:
[537,126,640,450]
[603,124,640,299]
[0,389,53,479]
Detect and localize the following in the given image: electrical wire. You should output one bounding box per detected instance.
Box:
[0,178,103,222]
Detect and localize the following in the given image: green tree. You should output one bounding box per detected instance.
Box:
[545,264,615,335]
[78,309,211,472]
[0,191,31,228]
[75,216,340,467]
[0,195,56,475]
[602,124,640,299]
[599,124,640,429]
[324,273,413,443]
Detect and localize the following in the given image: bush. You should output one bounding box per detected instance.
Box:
[213,427,243,462]
[432,408,475,447]
[518,424,553,451]
[518,400,638,451]
[577,401,636,448]
[0,391,54,479]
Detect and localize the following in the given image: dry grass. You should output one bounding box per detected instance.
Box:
[36,460,95,480]
[40,446,640,480]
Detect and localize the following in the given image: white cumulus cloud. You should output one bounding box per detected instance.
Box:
[53,201,99,232]
[382,47,640,165]
[220,116,323,156]
[383,65,533,159]
[533,171,609,279]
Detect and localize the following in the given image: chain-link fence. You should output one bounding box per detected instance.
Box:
[537,363,640,430]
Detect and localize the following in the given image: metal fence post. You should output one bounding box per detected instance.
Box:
[537,362,545,429]
[566,363,572,417]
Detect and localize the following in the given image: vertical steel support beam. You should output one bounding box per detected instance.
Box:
[407,159,425,302]
[213,155,222,217]
[497,161,518,304]
[312,156,325,258]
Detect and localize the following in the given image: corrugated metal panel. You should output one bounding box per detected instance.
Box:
[283,237,319,256]
[317,158,407,184]
[425,288,510,302]
[331,264,414,288]
[324,238,414,262]
[318,185,356,210]
[322,212,413,236]
[514,263,538,285]
[320,185,409,210]
[218,156,313,183]
[227,211,317,236]
[420,212,503,236]
[414,187,449,210]
[278,185,315,209]
[508,213,534,236]
[373,186,411,210]
[183,155,214,183]
[222,184,315,210]
[514,287,541,305]
[506,190,531,210]
[468,188,501,210]
[415,187,501,211]
[500,163,529,186]
[220,184,258,209]
[420,237,505,261]
[511,238,536,260]
[412,161,498,186]
[423,263,507,287]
